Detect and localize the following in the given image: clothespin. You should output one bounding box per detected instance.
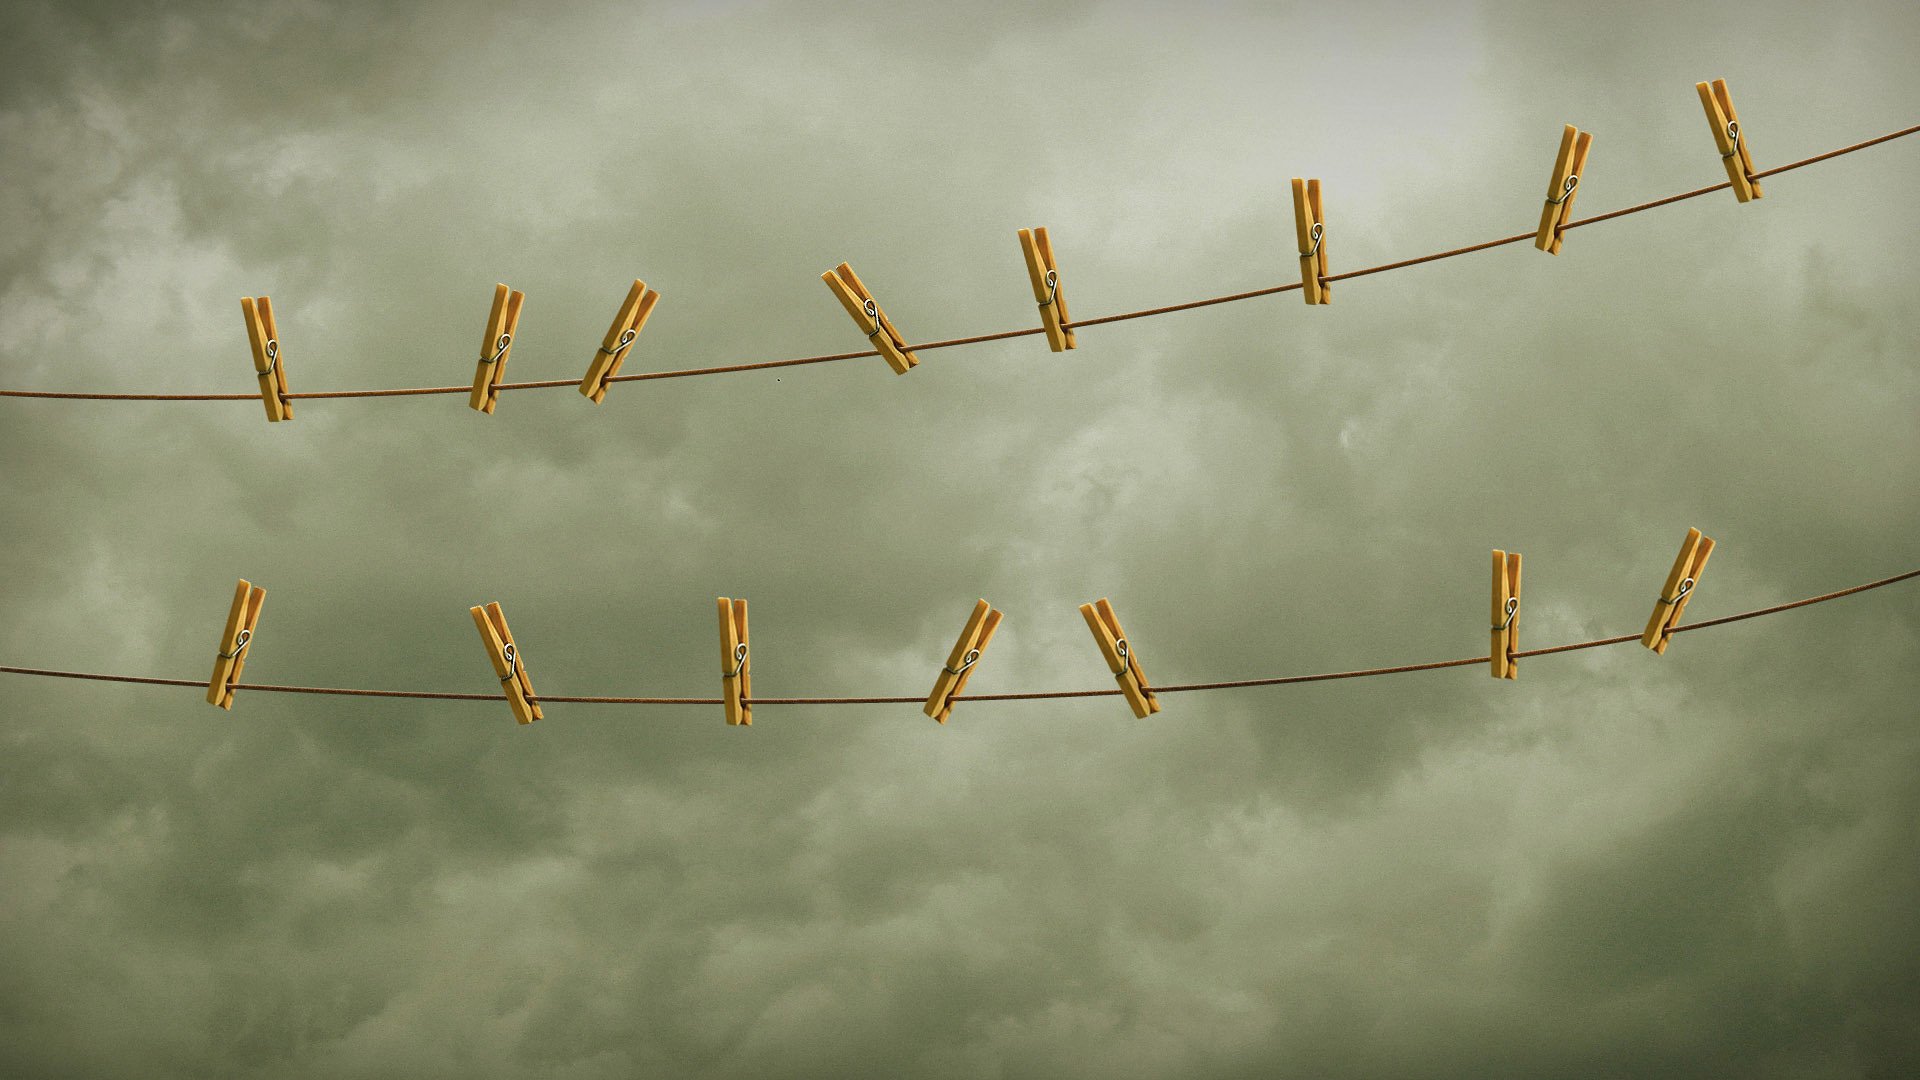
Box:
[1290,178,1329,305]
[240,296,293,422]
[1535,124,1594,255]
[206,579,266,709]
[1642,528,1715,654]
[822,263,918,374]
[717,597,751,726]
[471,602,542,724]
[1490,550,1522,680]
[1017,228,1076,352]
[924,599,1004,723]
[469,283,526,413]
[1697,79,1762,203]
[1080,598,1160,718]
[579,279,661,404]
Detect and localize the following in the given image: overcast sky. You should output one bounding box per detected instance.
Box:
[2,1,1917,1076]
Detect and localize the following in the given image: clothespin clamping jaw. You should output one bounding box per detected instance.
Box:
[1535,124,1594,255]
[822,263,919,374]
[206,578,267,709]
[241,297,293,422]
[1642,528,1714,654]
[924,599,1005,724]
[472,602,542,724]
[1291,178,1330,304]
[580,278,661,404]
[469,283,526,413]
[717,597,751,726]
[1080,598,1161,718]
[1697,79,1762,203]
[1017,228,1077,352]
[1490,550,1522,679]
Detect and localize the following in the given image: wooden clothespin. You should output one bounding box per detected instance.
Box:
[717,597,751,726]
[1535,124,1594,255]
[579,278,661,404]
[1080,598,1160,718]
[240,296,293,422]
[1697,79,1762,203]
[1490,550,1522,680]
[822,263,918,374]
[1017,228,1076,352]
[206,579,266,709]
[1291,178,1330,305]
[469,283,526,413]
[471,602,542,724]
[1642,528,1715,654]
[924,599,1004,723]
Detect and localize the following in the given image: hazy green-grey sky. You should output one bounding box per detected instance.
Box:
[3,1,1917,1076]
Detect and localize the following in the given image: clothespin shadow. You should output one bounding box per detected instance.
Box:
[1017,228,1076,352]
[822,263,918,374]
[718,597,751,726]
[1291,178,1329,304]
[580,279,661,404]
[925,599,1004,723]
[1490,550,1522,679]
[241,297,293,422]
[207,579,266,709]
[1535,124,1594,255]
[1643,528,1715,654]
[469,284,526,413]
[1080,598,1160,718]
[472,602,542,724]
[1697,79,1762,203]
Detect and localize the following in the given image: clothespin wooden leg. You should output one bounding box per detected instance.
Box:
[207,579,266,709]
[1080,598,1160,718]
[472,602,542,724]
[241,297,292,422]
[1697,79,1762,203]
[581,279,661,404]
[1290,178,1329,304]
[822,263,920,374]
[1018,228,1076,352]
[470,284,526,414]
[1642,528,1716,654]
[1535,125,1594,255]
[1490,551,1521,680]
[718,597,751,726]
[925,599,1004,723]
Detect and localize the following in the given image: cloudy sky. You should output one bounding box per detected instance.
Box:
[2,0,1917,1076]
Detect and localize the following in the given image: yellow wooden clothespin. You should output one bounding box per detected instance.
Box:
[1490,550,1522,680]
[717,597,751,726]
[822,263,919,374]
[924,599,1004,724]
[1291,178,1329,305]
[1080,598,1160,718]
[469,283,526,414]
[206,579,266,709]
[1642,528,1715,654]
[471,601,542,724]
[1017,228,1076,352]
[1535,124,1594,255]
[580,279,661,404]
[240,296,293,422]
[1697,79,1762,203]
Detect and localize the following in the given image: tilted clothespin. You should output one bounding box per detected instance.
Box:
[240,297,293,422]
[1490,550,1522,680]
[1080,598,1160,718]
[579,278,661,404]
[822,263,919,374]
[1291,178,1330,305]
[1642,528,1715,654]
[1535,124,1594,255]
[469,283,526,414]
[717,597,751,726]
[471,602,542,724]
[206,579,266,709]
[1697,79,1762,203]
[924,599,1004,724]
[1017,228,1076,352]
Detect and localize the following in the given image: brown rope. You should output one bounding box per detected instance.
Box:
[4,124,1913,404]
[3,567,1912,708]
